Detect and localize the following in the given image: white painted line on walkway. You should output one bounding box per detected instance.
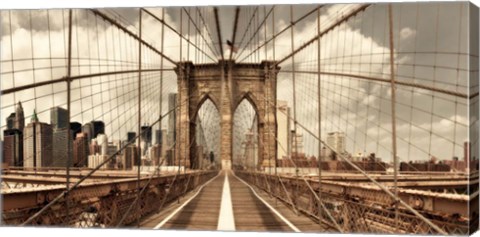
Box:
[217,172,236,231]
[232,172,301,233]
[153,172,221,229]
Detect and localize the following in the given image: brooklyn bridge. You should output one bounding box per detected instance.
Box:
[0,3,478,235]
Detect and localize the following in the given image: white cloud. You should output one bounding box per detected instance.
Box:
[400,27,416,40]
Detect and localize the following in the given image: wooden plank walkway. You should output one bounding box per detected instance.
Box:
[140,170,321,232]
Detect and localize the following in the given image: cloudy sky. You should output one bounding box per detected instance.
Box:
[1,2,477,164]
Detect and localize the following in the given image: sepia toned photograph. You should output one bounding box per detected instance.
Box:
[0,1,479,235]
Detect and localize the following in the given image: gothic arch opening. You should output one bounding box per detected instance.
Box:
[192,97,220,169]
[233,98,259,170]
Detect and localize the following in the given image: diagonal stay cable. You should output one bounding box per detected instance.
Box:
[237,6,323,63]
[90,9,177,66]
[213,7,224,61]
[182,7,219,61]
[196,7,221,58]
[274,4,371,67]
[235,6,259,57]
[142,8,216,63]
[234,6,274,61]
[228,7,241,61]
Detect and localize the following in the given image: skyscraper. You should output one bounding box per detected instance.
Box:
[4,102,25,167]
[81,121,105,141]
[51,107,72,167]
[122,145,139,170]
[155,129,162,145]
[290,130,304,156]
[70,122,82,137]
[6,113,16,130]
[14,101,25,131]
[82,123,93,142]
[326,132,346,155]
[97,134,108,156]
[141,125,152,145]
[73,133,89,167]
[127,132,136,143]
[23,110,53,168]
[161,129,168,158]
[89,138,100,155]
[50,106,68,130]
[3,129,23,166]
[52,128,72,167]
[91,121,105,138]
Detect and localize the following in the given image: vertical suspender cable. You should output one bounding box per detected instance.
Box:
[65,9,73,224]
[316,6,322,228]
[137,8,143,226]
[387,4,399,231]
[272,7,277,175]
[160,8,165,168]
[290,5,300,212]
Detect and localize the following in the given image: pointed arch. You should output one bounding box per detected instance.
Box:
[234,91,260,117]
[192,93,220,122]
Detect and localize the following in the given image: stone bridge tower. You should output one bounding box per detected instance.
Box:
[174,60,279,170]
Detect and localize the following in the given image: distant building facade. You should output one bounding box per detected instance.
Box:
[51,107,72,167]
[326,132,346,155]
[23,110,53,168]
[3,129,23,166]
[73,132,89,167]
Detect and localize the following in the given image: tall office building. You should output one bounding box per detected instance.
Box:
[3,129,23,166]
[73,133,89,167]
[70,122,82,137]
[50,106,68,130]
[150,144,161,166]
[6,113,16,130]
[51,107,72,167]
[155,129,162,145]
[4,102,25,166]
[14,101,25,131]
[141,125,152,145]
[6,101,25,131]
[91,121,105,138]
[122,145,139,170]
[149,129,168,166]
[82,121,105,141]
[52,128,73,167]
[97,134,108,156]
[23,110,53,168]
[167,93,177,147]
[290,130,304,156]
[160,129,168,158]
[326,132,346,155]
[276,100,290,160]
[89,139,100,155]
[127,132,136,143]
[82,123,93,142]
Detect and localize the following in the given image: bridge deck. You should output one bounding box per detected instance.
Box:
[140,171,323,232]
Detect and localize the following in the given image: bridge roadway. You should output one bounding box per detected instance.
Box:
[140,170,324,232]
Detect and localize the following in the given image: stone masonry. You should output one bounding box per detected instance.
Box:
[174,60,279,169]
